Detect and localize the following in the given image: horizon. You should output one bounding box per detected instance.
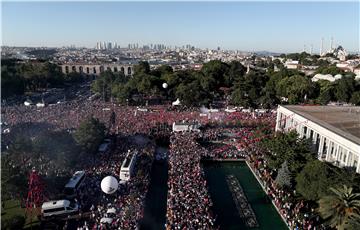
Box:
[2,1,359,53]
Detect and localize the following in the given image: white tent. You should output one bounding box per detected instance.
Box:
[172,98,181,106]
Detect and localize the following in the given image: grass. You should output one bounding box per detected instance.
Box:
[1,199,40,229]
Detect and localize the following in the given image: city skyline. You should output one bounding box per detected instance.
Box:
[2,1,359,53]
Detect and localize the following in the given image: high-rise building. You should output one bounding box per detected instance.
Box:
[96,42,101,50]
[103,41,107,50]
[108,42,112,50]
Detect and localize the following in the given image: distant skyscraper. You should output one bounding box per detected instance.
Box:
[320,38,324,56]
[108,42,112,50]
[217,46,221,51]
[96,42,101,50]
[103,41,106,50]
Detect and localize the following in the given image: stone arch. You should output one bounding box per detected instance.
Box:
[79,66,83,73]
[114,67,118,72]
[127,66,132,75]
[86,67,90,74]
[99,66,104,73]
[93,67,97,74]
[72,66,76,72]
[65,66,69,74]
[121,67,125,74]
[106,66,112,72]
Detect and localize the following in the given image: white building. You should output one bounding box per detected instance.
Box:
[284,60,299,69]
[276,105,360,173]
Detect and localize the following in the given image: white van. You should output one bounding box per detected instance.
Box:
[41,200,79,218]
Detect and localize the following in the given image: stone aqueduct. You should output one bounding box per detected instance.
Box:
[60,64,134,76]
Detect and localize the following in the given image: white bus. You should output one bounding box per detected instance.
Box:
[41,200,79,218]
[119,151,137,181]
[64,171,86,199]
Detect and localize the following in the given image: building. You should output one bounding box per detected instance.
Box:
[284,60,299,69]
[275,105,360,173]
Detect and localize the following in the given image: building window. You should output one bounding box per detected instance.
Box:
[310,130,314,140]
[303,126,307,138]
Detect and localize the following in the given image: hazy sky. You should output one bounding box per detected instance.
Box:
[2,1,359,53]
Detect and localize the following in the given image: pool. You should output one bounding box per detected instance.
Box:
[202,161,288,230]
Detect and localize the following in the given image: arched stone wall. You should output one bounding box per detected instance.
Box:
[60,64,134,76]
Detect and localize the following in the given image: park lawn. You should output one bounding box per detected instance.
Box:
[1,200,40,229]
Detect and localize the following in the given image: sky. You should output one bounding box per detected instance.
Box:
[2,1,359,53]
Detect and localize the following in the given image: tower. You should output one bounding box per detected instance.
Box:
[320,38,324,56]
[310,44,313,55]
[330,37,334,51]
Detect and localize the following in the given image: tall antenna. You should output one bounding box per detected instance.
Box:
[310,44,313,55]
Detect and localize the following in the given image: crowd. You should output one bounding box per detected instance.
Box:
[166,132,217,230]
[3,97,299,230]
[247,146,322,230]
[70,135,155,230]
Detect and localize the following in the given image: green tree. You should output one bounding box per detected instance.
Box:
[276,75,315,104]
[261,131,315,174]
[334,77,356,102]
[275,161,292,188]
[1,215,26,230]
[350,91,360,105]
[318,185,360,230]
[134,61,150,75]
[296,160,334,201]
[74,117,106,154]
[1,157,28,201]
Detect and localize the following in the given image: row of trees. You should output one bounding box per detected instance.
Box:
[1,117,106,203]
[92,60,360,107]
[1,59,84,98]
[260,131,360,229]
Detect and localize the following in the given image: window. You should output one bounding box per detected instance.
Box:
[303,126,307,138]
[310,130,314,140]
[43,207,65,213]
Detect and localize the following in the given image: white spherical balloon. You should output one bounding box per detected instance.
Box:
[162,83,168,89]
[101,176,118,194]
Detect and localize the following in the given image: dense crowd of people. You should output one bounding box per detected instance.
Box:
[4,97,313,230]
[247,147,321,230]
[167,132,217,230]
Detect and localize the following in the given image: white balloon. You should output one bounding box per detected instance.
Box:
[162,83,168,89]
[101,176,118,194]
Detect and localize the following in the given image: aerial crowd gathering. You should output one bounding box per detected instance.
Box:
[2,97,320,230]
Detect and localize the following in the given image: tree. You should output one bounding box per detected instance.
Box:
[334,76,356,103]
[350,91,360,105]
[296,160,334,201]
[261,131,315,174]
[318,185,360,230]
[1,156,28,201]
[275,161,292,188]
[134,61,150,75]
[1,215,26,230]
[74,117,106,154]
[276,75,315,104]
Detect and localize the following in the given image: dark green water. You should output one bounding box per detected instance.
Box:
[140,160,168,230]
[203,161,288,230]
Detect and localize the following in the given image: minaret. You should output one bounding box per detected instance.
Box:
[310,44,313,55]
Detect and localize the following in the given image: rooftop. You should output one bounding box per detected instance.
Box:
[283,105,360,145]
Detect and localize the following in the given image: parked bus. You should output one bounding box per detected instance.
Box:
[64,171,85,199]
[119,151,137,181]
